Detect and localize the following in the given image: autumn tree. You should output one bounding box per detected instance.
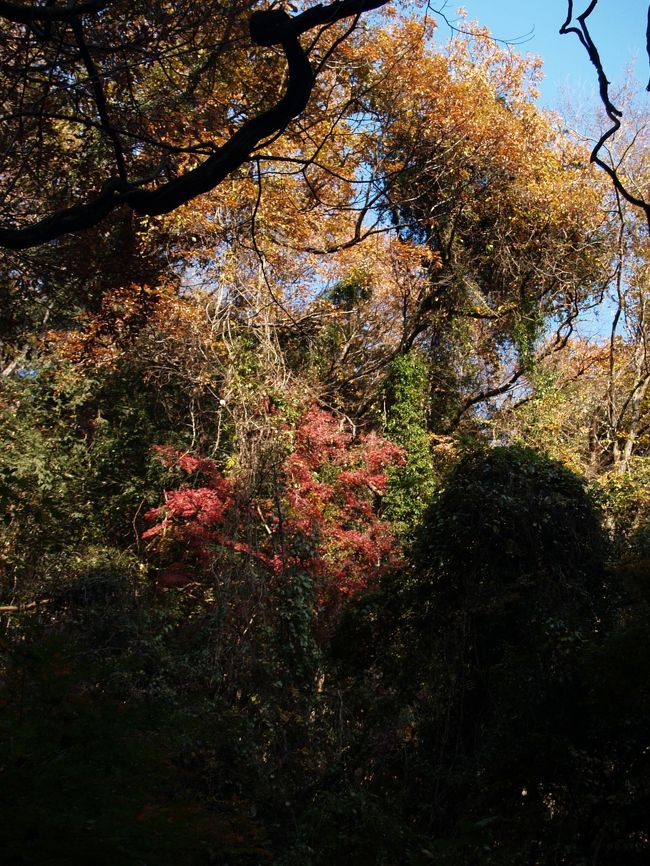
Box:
[0,0,646,256]
[0,2,629,423]
[0,0,396,250]
[173,16,616,428]
[327,17,613,428]
[491,99,650,475]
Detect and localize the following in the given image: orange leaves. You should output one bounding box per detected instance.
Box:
[44,283,165,367]
[43,282,227,409]
[35,9,615,431]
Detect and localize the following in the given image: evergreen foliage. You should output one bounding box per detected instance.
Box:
[383,353,436,535]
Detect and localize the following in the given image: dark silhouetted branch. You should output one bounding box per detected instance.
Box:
[71,16,128,182]
[0,0,391,249]
[0,1,106,24]
[561,1,650,232]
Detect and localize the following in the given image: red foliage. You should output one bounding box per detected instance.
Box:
[143,407,405,613]
[157,562,193,587]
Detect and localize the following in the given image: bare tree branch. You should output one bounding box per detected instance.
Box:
[560,1,650,232]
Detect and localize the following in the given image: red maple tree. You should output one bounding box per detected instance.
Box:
[143,407,404,614]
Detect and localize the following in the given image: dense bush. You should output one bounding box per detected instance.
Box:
[330,447,644,865]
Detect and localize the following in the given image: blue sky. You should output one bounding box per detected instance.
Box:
[431,1,648,108]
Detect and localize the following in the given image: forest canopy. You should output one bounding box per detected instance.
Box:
[1,3,649,865]
[0,0,648,248]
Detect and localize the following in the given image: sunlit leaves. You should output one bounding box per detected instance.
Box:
[143,406,404,615]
